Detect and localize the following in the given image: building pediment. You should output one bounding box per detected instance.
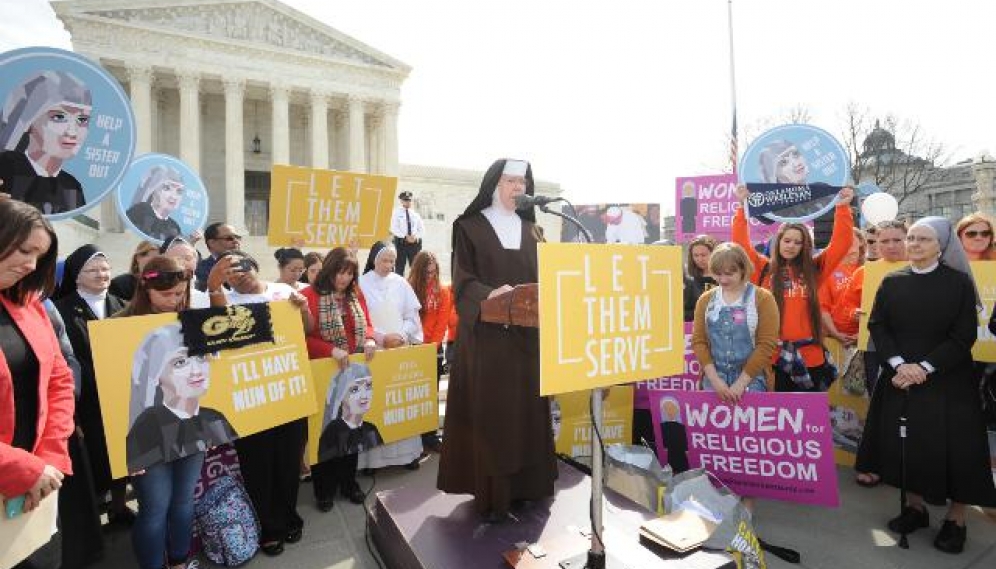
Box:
[54,0,409,73]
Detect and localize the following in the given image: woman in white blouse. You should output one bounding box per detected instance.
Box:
[357,242,424,471]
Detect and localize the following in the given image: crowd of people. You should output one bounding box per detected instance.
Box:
[3,166,996,569]
[672,186,996,555]
[1,189,456,569]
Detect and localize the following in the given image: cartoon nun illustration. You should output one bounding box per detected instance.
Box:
[317,362,384,462]
[125,324,237,472]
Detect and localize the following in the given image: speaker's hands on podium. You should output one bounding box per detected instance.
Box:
[488,285,514,299]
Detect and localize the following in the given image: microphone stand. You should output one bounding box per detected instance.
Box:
[530,202,618,569]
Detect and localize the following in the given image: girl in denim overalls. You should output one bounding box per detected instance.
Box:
[692,243,780,405]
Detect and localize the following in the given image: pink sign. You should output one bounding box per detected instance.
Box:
[649,390,839,507]
[674,174,782,244]
[633,323,699,410]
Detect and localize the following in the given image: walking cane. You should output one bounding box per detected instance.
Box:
[897,389,910,549]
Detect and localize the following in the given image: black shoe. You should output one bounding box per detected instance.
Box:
[342,484,366,504]
[316,497,334,513]
[360,468,376,477]
[261,541,285,556]
[405,457,421,471]
[888,505,929,534]
[933,520,966,554]
[285,525,303,544]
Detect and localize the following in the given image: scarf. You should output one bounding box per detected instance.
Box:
[318,292,367,351]
[775,339,837,390]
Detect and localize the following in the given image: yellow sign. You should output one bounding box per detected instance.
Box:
[538,243,684,395]
[307,344,438,465]
[552,386,633,457]
[970,261,996,362]
[856,261,907,350]
[90,302,317,479]
[824,338,870,467]
[267,164,397,248]
[858,261,996,362]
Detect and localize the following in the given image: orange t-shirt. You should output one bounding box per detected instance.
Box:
[819,263,861,335]
[732,204,854,367]
[419,284,454,346]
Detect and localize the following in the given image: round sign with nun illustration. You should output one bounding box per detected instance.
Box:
[0,47,136,220]
[738,124,851,224]
[116,153,209,244]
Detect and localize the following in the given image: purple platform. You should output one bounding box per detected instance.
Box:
[367,461,735,568]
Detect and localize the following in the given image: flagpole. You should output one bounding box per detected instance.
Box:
[727,0,739,175]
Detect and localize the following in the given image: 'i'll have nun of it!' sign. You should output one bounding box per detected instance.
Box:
[537,243,685,396]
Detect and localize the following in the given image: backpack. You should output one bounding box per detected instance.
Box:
[194,472,260,566]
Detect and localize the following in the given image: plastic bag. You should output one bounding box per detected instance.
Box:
[604,443,671,513]
[662,468,765,569]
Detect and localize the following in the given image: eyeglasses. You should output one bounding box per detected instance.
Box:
[905,235,936,244]
[964,230,993,239]
[141,269,191,289]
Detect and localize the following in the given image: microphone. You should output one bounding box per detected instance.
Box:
[514,194,562,211]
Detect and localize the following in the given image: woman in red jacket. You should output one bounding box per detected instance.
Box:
[300,247,376,512]
[0,199,75,566]
[732,184,854,392]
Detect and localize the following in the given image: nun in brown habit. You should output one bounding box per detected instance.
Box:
[437,158,557,522]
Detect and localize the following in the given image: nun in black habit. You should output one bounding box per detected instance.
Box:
[436,158,557,522]
[855,216,996,554]
[52,245,134,523]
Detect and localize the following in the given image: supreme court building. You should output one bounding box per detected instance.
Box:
[51,0,562,271]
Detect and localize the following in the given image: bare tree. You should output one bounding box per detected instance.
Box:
[839,102,947,208]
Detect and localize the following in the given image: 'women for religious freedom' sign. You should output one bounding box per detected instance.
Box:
[649,390,838,506]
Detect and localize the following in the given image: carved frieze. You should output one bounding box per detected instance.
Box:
[82,2,392,68]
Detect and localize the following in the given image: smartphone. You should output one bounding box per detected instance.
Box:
[234,258,254,273]
[5,495,25,519]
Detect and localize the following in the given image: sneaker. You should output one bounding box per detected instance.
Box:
[933,519,966,554]
[888,505,929,534]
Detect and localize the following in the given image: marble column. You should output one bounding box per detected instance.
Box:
[333,108,349,170]
[177,70,201,173]
[270,85,290,165]
[127,65,153,154]
[347,96,366,173]
[381,102,400,177]
[367,113,381,174]
[224,78,246,230]
[309,89,329,169]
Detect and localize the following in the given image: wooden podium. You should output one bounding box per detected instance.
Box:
[480,283,539,328]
